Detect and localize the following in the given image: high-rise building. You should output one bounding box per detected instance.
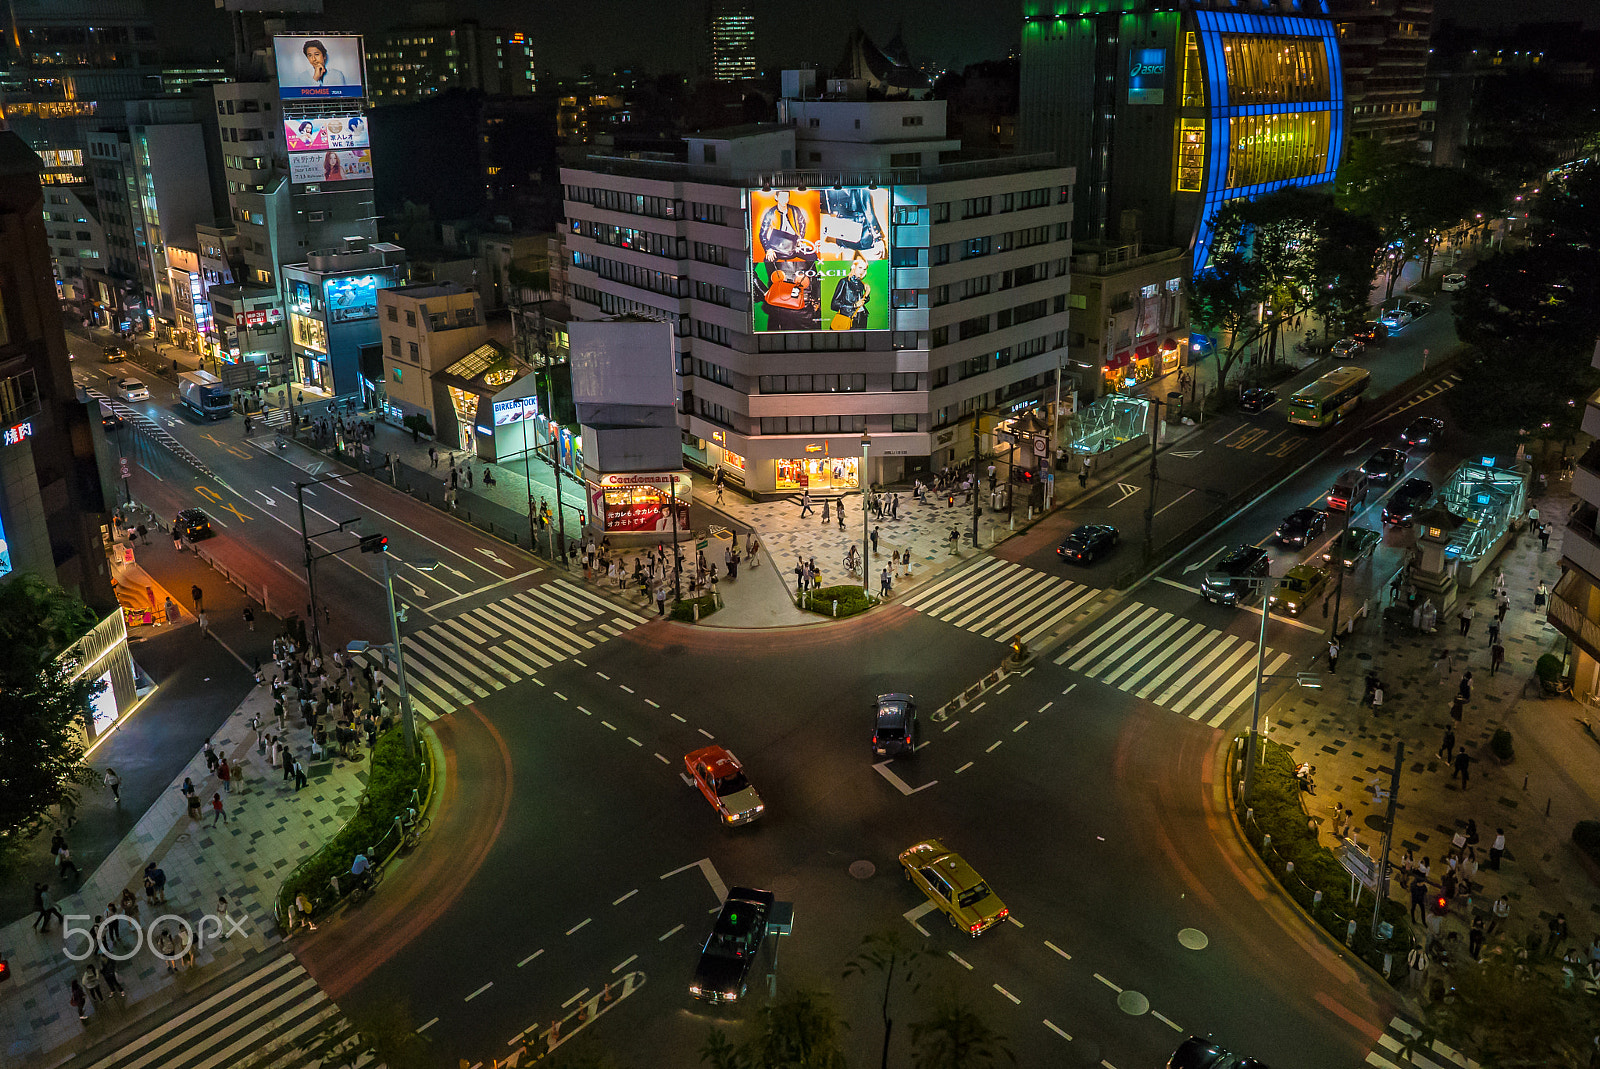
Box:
[367,20,535,103]
[1326,0,1432,146]
[1551,340,1600,702]
[708,0,757,83]
[561,76,1074,495]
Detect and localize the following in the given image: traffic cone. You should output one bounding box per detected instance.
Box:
[601,981,614,1003]
[577,1003,589,1024]
[549,1019,561,1041]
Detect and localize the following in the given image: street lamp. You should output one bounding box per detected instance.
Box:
[1224,574,1323,804]
[348,542,422,758]
[860,433,871,594]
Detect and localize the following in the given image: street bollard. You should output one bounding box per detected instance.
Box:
[1313,889,1322,907]
[1346,920,1357,945]
[1382,952,1392,978]
[1285,861,1294,876]
[1262,833,1271,851]
[693,602,700,623]
[833,599,838,617]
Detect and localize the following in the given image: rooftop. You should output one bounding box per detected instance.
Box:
[569,151,1066,189]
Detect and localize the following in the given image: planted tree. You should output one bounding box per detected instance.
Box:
[910,997,1015,1069]
[702,988,849,1069]
[843,930,929,1069]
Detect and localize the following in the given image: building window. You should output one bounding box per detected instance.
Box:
[693,241,730,266]
[405,310,416,327]
[959,315,990,340]
[930,244,950,266]
[891,247,920,268]
[690,202,726,225]
[387,306,398,321]
[695,359,732,386]
[702,144,717,164]
[892,413,917,432]
[892,207,922,226]
[696,320,733,347]
[891,289,920,309]
[961,197,992,219]
[758,415,867,434]
[757,374,865,394]
[931,202,951,223]
[961,237,991,260]
[901,115,924,127]
[889,152,920,168]
[892,331,920,350]
[931,326,949,348]
[958,275,991,300]
[389,336,400,355]
[892,373,918,391]
[1067,294,1087,310]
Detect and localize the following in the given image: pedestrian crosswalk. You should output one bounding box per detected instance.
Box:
[900,557,1101,645]
[1364,1016,1479,1069]
[1052,602,1291,727]
[80,950,374,1069]
[378,579,650,721]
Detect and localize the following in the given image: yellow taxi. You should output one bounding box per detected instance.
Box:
[898,838,1009,936]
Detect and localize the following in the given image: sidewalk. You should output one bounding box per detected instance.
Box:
[1266,487,1600,977]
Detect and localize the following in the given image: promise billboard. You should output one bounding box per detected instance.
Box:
[273,35,365,100]
[749,187,891,333]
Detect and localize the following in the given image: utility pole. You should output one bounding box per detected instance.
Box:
[670,477,682,601]
[1329,502,1351,639]
[377,551,418,758]
[296,482,323,656]
[860,433,872,593]
[1372,740,1403,937]
[970,412,982,548]
[544,368,568,563]
[1143,396,1162,563]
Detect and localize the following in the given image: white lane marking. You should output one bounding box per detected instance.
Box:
[996,683,1011,695]
[1013,720,1029,732]
[627,736,642,747]
[698,728,715,739]
[578,706,592,716]
[1103,1061,1121,1069]
[985,740,1002,753]
[532,678,545,687]
[613,889,638,905]
[1063,684,1076,694]
[942,719,961,733]
[671,713,687,722]
[645,698,659,707]
[566,918,592,935]
[655,753,670,764]
[994,984,1020,1005]
[597,671,611,680]
[1094,973,1122,993]
[554,691,567,701]
[1152,1010,1182,1032]
[517,950,544,967]
[619,684,634,693]
[970,701,986,712]
[416,1017,439,1034]
[1045,940,1072,960]
[955,762,974,774]
[903,900,936,936]
[873,760,938,795]
[562,988,590,1008]
[601,720,617,731]
[1009,917,1025,929]
[659,924,684,941]
[659,858,728,902]
[1044,1020,1071,1041]
[948,951,973,970]
[465,982,493,1001]
[573,658,587,667]
[1037,702,1053,713]
[611,955,638,974]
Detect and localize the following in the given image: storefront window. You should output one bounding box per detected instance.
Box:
[723,449,746,471]
[447,386,481,452]
[776,456,860,491]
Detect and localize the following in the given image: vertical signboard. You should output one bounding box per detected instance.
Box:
[1128,48,1168,105]
[749,187,891,333]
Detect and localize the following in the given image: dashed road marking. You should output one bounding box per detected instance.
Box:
[956,762,974,774]
[698,728,715,739]
[554,691,567,701]
[1045,940,1072,960]
[566,918,592,935]
[1044,1020,1071,1041]
[1094,973,1122,993]
[671,713,687,722]
[948,951,973,970]
[465,982,493,1001]
[597,672,611,680]
[645,699,659,708]
[986,740,1002,753]
[994,984,1020,1005]
[601,720,617,730]
[1013,720,1029,732]
[1009,917,1025,929]
[1152,1010,1182,1032]
[611,954,638,974]
[619,684,634,693]
[613,889,638,905]
[1037,702,1053,713]
[943,720,960,732]
[573,659,587,667]
[903,900,937,936]
[654,753,670,764]
[578,706,592,716]
[417,1017,439,1034]
[659,924,684,941]
[562,988,590,1008]
[517,950,544,967]
[627,736,642,747]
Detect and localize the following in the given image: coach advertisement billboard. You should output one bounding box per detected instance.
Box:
[749,187,890,333]
[273,35,365,100]
[285,115,369,152]
[289,148,373,185]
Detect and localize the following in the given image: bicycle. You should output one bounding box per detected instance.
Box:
[402,814,431,851]
[340,864,383,904]
[843,548,861,576]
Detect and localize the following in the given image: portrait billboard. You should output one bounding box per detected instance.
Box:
[284,115,369,152]
[749,187,891,333]
[274,35,365,100]
[289,149,372,185]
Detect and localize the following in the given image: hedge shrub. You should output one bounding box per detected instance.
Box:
[669,593,721,622]
[797,584,878,618]
[277,728,428,921]
[1239,739,1411,982]
[1490,728,1514,761]
[1574,820,1600,866]
[1536,653,1563,683]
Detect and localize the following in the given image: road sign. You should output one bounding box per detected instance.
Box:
[119,457,131,479]
[697,539,708,551]
[1339,844,1379,890]
[1032,437,1047,457]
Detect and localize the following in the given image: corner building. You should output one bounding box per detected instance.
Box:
[561,83,1074,496]
[1020,0,1344,275]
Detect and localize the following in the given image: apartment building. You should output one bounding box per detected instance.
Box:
[375,281,487,430]
[561,78,1074,495]
[1550,340,1600,701]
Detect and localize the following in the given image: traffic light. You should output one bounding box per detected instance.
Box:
[0,956,10,982]
[359,534,389,554]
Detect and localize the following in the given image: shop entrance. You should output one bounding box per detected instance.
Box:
[776,456,859,492]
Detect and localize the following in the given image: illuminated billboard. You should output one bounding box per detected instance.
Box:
[749,187,891,333]
[324,274,392,323]
[290,313,328,353]
[284,115,369,152]
[493,396,540,426]
[273,35,365,100]
[289,148,372,185]
[1128,48,1167,105]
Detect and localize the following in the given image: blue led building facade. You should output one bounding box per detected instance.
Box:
[1020,0,1345,274]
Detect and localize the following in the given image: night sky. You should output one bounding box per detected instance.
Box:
[150,0,1599,76]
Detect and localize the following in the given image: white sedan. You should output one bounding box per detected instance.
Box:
[1379,308,1413,330]
[115,378,150,402]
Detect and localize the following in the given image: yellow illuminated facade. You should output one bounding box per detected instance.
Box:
[1177,120,1206,192]
[1225,112,1332,188]
[1217,34,1331,106]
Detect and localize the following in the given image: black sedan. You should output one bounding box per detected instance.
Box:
[1167,1036,1269,1069]
[1238,387,1276,413]
[690,886,774,1004]
[1275,507,1326,547]
[1400,416,1443,447]
[1361,447,1408,485]
[1057,524,1119,564]
[174,508,214,542]
[872,693,918,758]
[1382,477,1434,526]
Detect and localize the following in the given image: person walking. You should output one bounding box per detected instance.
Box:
[103,768,121,805]
[1496,592,1510,623]
[243,604,255,631]
[217,756,231,792]
[655,585,667,616]
[1406,943,1428,994]
[870,526,880,557]
[1489,828,1506,869]
[210,792,227,826]
[821,498,830,523]
[1469,916,1486,960]
[57,841,80,881]
[197,609,209,636]
[1452,747,1471,789]
[1326,639,1340,673]
[429,445,438,469]
[837,502,846,531]
[173,527,184,554]
[1490,640,1506,675]
[1487,618,1500,646]
[1539,522,1552,552]
[880,566,892,599]
[1436,726,1456,761]
[294,758,307,790]
[798,490,812,517]
[69,979,90,1023]
[714,480,724,505]
[1458,602,1475,637]
[1458,671,1473,703]
[33,883,64,931]
[1409,877,1428,922]
[1535,581,1548,610]
[1547,912,1569,956]
[1370,681,1385,716]
[191,584,204,613]
[1488,894,1510,935]
[203,738,218,772]
[100,955,126,997]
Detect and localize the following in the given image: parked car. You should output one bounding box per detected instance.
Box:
[1167,1035,1270,1069]
[1379,308,1414,331]
[173,508,213,542]
[1383,478,1434,527]
[1238,387,1277,413]
[1354,321,1390,346]
[1330,338,1365,360]
[1361,447,1408,485]
[115,377,149,402]
[1275,507,1327,548]
[1321,526,1381,570]
[899,839,1009,936]
[1441,272,1467,292]
[1057,524,1119,564]
[1200,545,1270,607]
[690,887,775,1004]
[872,693,919,758]
[99,403,124,431]
[1400,416,1443,448]
[1403,299,1429,317]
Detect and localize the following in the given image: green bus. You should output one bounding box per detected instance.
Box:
[1287,366,1371,428]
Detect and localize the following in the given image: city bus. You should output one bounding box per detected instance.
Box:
[1286,366,1371,428]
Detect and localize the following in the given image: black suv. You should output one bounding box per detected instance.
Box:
[1382,478,1434,527]
[690,886,775,1004]
[174,508,213,542]
[1167,1036,1269,1069]
[1200,545,1270,606]
[872,693,918,758]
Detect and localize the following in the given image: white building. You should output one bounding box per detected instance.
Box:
[560,74,1074,496]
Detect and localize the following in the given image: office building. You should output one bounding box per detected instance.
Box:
[1551,340,1600,701]
[367,20,535,103]
[561,78,1074,495]
[708,0,757,83]
[375,280,487,433]
[282,242,407,395]
[1326,0,1432,146]
[1019,0,1344,274]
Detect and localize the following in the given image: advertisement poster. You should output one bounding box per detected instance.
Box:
[324,273,385,323]
[589,479,692,534]
[749,187,891,333]
[273,35,365,100]
[290,149,372,184]
[284,115,369,152]
[1128,48,1167,105]
[290,312,327,353]
[492,396,540,427]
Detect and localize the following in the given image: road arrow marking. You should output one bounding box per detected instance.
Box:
[1182,547,1225,575]
[1168,449,1202,458]
[873,760,938,795]
[252,489,278,506]
[1342,436,1372,456]
[476,546,510,567]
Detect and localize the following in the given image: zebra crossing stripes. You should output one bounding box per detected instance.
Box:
[900,557,1100,644]
[1053,602,1291,726]
[1365,1016,1479,1069]
[79,950,369,1069]
[378,579,648,722]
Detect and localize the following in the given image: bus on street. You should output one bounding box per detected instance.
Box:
[1287,366,1370,428]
